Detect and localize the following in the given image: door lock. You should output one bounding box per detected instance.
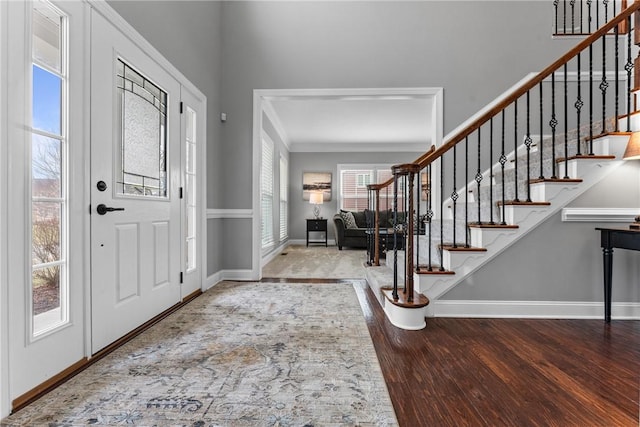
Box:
[96,204,125,215]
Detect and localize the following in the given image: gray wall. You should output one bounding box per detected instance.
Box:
[109,0,640,302]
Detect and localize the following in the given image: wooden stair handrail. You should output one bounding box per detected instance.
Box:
[370,1,640,196]
[424,1,640,170]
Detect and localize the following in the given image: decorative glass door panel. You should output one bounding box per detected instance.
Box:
[116,59,167,198]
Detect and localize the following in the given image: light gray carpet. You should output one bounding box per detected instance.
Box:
[262,245,368,279]
[2,282,397,426]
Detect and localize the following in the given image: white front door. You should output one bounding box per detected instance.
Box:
[90,10,181,353]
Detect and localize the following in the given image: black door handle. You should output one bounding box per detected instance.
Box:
[96,204,125,215]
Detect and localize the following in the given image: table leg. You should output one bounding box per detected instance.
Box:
[602,247,613,323]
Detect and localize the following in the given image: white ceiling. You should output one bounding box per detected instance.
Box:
[263,91,436,153]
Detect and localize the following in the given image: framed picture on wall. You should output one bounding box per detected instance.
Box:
[303,172,332,201]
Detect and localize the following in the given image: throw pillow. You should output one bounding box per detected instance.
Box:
[340,211,358,229]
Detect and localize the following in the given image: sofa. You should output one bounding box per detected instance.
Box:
[333,209,399,250]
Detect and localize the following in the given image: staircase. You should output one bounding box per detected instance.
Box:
[364,2,640,329]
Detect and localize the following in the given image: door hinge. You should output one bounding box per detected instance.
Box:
[180,272,184,283]
[179,187,183,199]
[180,101,183,114]
[88,204,91,214]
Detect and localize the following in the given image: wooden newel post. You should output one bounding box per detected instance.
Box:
[391,163,421,303]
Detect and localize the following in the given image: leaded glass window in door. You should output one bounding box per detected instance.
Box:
[115,59,168,198]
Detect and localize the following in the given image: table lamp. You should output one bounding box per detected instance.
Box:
[309,192,323,219]
[623,132,640,160]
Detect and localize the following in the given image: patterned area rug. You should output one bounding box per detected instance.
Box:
[262,245,367,279]
[2,282,397,426]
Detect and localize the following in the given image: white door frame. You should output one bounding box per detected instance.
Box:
[251,87,444,281]
[0,0,9,417]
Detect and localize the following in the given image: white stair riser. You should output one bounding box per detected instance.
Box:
[469,227,519,248]
[503,204,551,225]
[530,181,579,202]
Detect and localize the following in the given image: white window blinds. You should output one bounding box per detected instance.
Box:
[279,155,288,241]
[339,165,406,211]
[261,137,274,249]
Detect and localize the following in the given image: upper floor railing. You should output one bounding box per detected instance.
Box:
[554,0,629,36]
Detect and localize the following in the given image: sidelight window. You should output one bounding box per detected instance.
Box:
[31,1,67,336]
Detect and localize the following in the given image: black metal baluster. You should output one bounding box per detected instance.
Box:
[392,173,398,301]
[564,63,570,179]
[554,0,560,34]
[439,156,444,271]
[465,136,469,248]
[576,51,583,156]
[626,15,633,132]
[580,0,584,34]
[500,110,507,225]
[490,118,495,225]
[571,0,576,34]
[525,91,533,202]
[415,168,421,272]
[427,164,433,271]
[601,34,609,135]
[587,0,593,33]
[589,32,595,155]
[476,128,483,225]
[551,71,558,178]
[514,99,519,202]
[596,0,600,28]
[614,22,620,132]
[539,82,545,179]
[564,0,567,33]
[402,174,407,294]
[452,143,458,248]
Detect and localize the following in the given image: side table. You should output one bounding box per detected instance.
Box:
[306,218,328,247]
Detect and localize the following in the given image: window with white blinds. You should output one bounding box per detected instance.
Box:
[339,169,373,211]
[261,137,274,249]
[339,165,406,211]
[279,155,288,241]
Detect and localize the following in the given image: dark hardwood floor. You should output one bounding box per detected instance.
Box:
[349,280,640,427]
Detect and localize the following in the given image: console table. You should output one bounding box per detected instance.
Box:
[596,227,640,322]
[306,218,328,247]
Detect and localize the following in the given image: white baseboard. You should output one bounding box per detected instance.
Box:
[432,300,640,320]
[205,270,255,288]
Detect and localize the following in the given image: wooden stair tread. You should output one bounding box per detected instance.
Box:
[556,154,616,162]
[497,200,551,206]
[439,245,487,252]
[583,131,632,141]
[467,223,519,229]
[381,287,429,308]
[528,178,583,184]
[415,266,455,275]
